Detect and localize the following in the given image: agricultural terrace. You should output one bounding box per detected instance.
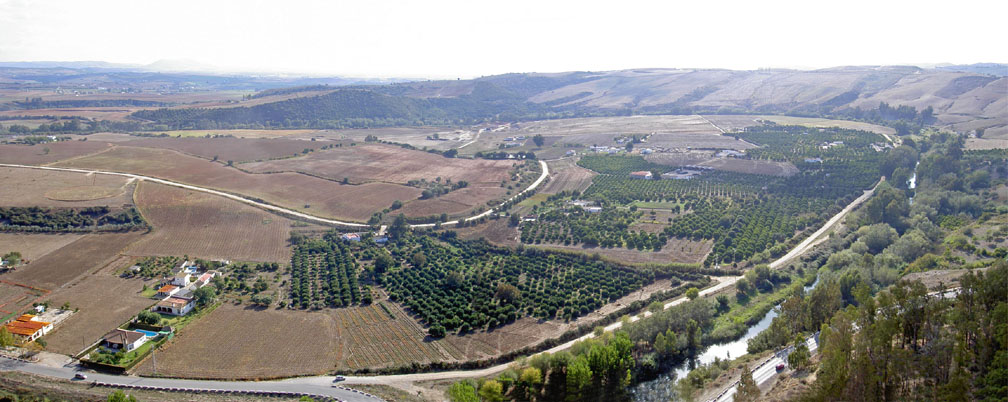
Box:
[127,182,307,262]
[565,125,893,266]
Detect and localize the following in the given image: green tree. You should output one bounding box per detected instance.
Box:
[193,285,217,307]
[686,287,700,300]
[735,365,760,402]
[478,379,504,402]
[532,134,545,147]
[518,366,543,399]
[447,380,479,402]
[0,327,15,347]
[137,310,161,325]
[788,336,811,371]
[107,390,138,402]
[566,356,593,401]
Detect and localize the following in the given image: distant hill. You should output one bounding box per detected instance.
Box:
[936,63,1008,77]
[132,66,1006,135]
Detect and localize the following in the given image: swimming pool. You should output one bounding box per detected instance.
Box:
[136,329,159,338]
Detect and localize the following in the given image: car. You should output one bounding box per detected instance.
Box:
[73,373,87,380]
[332,375,345,382]
[775,363,786,372]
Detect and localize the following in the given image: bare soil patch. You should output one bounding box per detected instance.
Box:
[242,143,513,185]
[2,232,144,291]
[0,167,134,208]
[55,146,421,222]
[0,233,84,262]
[128,181,307,263]
[0,140,112,165]
[119,136,329,162]
[534,237,712,265]
[541,158,596,194]
[42,271,152,355]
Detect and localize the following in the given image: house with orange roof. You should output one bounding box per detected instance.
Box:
[4,314,53,342]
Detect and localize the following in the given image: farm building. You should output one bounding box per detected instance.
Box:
[804,157,824,163]
[565,150,576,157]
[156,284,179,298]
[171,272,192,287]
[101,329,147,352]
[341,233,361,242]
[584,206,603,213]
[640,148,654,155]
[374,235,388,244]
[193,272,218,288]
[629,171,653,180]
[4,314,53,342]
[154,296,195,316]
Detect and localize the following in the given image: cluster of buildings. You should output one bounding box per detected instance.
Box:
[568,200,602,213]
[820,141,844,150]
[153,261,218,316]
[340,232,388,244]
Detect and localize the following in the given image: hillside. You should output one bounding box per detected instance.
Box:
[130,66,1007,135]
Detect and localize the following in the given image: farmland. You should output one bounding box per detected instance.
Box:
[127,181,304,262]
[116,136,331,162]
[242,143,513,185]
[540,158,596,195]
[133,301,461,378]
[0,140,112,166]
[0,167,134,208]
[55,146,421,222]
[702,114,897,137]
[40,269,152,355]
[0,233,83,261]
[2,232,144,290]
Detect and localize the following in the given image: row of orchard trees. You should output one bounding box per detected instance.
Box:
[288,239,368,309]
[380,233,654,336]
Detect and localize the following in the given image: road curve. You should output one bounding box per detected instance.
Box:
[0,160,549,230]
[0,356,382,402]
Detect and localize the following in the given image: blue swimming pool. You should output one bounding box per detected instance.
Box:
[136,329,159,338]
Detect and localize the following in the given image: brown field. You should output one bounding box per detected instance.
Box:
[703,114,897,137]
[118,136,330,162]
[541,158,596,194]
[242,143,513,185]
[0,282,46,319]
[534,237,712,265]
[399,186,506,218]
[41,271,152,355]
[2,232,144,291]
[0,167,134,208]
[0,233,84,262]
[645,152,798,176]
[102,129,320,139]
[965,138,1008,150]
[0,108,135,120]
[135,301,461,378]
[305,127,468,151]
[56,146,421,222]
[0,140,113,165]
[128,182,300,262]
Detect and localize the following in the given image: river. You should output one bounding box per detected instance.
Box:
[629,278,819,401]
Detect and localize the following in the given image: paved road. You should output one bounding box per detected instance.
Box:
[0,355,381,402]
[0,160,549,230]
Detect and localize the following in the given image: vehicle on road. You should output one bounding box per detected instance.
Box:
[73,373,87,380]
[333,375,345,382]
[776,363,786,372]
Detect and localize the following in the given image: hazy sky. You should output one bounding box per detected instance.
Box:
[0,0,1004,78]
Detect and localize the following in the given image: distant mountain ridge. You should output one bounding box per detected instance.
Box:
[131,65,1006,135]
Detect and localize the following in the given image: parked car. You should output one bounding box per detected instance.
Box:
[775,363,786,372]
[73,373,87,380]
[332,375,345,382]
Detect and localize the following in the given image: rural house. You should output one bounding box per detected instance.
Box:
[172,272,192,287]
[101,329,147,352]
[629,171,653,180]
[156,284,179,298]
[341,233,361,242]
[154,296,195,316]
[4,314,53,342]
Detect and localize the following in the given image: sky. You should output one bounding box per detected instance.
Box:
[0,0,1004,79]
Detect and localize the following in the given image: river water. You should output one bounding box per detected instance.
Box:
[629,278,819,401]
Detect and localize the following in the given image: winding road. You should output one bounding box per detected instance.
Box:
[0,163,878,397]
[0,160,549,230]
